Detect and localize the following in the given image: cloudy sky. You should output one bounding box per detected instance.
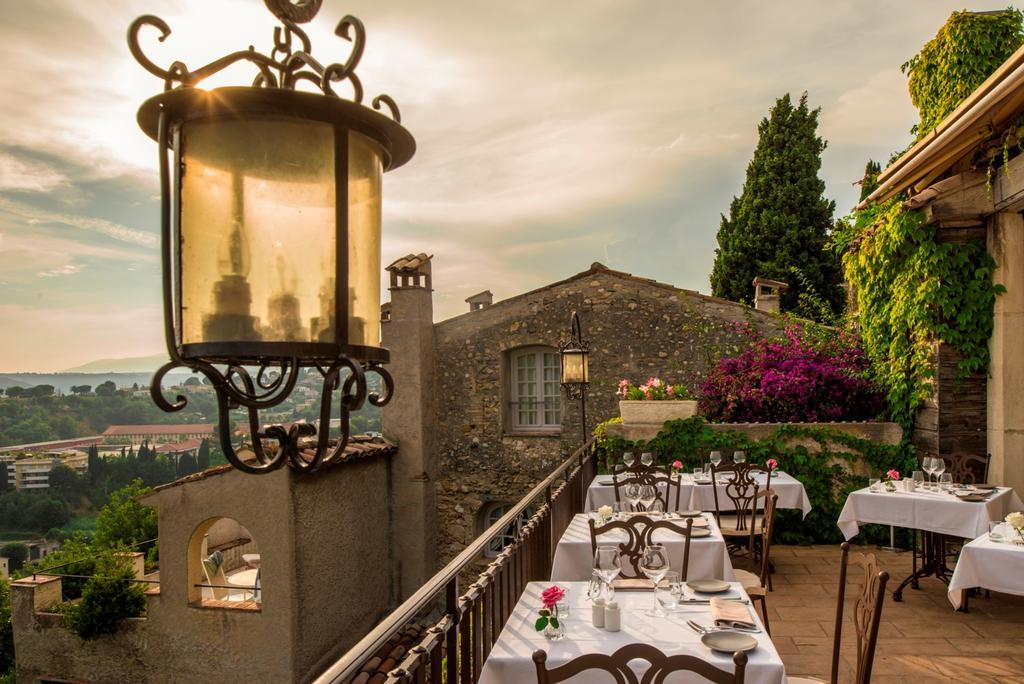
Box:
[0,0,998,371]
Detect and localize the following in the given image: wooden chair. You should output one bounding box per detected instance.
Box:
[941,453,990,485]
[613,463,682,512]
[589,515,695,580]
[789,543,889,684]
[710,462,773,554]
[533,643,747,683]
[732,492,778,634]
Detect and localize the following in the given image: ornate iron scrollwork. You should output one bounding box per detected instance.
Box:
[151,357,393,474]
[127,2,401,121]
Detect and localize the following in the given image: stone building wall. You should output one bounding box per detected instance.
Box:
[430,263,786,564]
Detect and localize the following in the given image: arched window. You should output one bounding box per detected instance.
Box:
[507,346,561,432]
[479,502,533,558]
[187,517,261,609]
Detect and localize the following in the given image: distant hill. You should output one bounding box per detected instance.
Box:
[0,371,193,394]
[61,354,171,374]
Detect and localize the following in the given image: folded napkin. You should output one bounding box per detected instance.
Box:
[611,578,665,591]
[711,597,756,629]
[664,516,708,527]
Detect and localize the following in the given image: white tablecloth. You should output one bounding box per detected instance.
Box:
[837,486,1024,540]
[550,513,735,582]
[479,581,785,684]
[948,532,1024,609]
[585,472,811,518]
[687,472,811,518]
[584,475,694,512]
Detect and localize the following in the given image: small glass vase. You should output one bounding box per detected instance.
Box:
[544,606,566,640]
[884,480,897,492]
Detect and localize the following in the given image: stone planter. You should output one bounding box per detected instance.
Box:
[618,400,699,425]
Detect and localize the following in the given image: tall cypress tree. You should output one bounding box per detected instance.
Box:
[710,92,841,318]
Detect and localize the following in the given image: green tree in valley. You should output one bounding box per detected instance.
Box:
[710,92,842,320]
[5,387,23,398]
[197,439,211,470]
[176,453,200,478]
[70,385,92,395]
[48,463,82,499]
[87,443,103,483]
[93,480,157,550]
[95,380,116,396]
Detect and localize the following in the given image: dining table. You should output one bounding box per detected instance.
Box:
[585,471,811,518]
[550,513,735,582]
[837,484,1024,601]
[478,581,786,684]
[947,527,1024,610]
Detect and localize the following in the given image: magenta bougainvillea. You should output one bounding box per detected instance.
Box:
[698,322,885,423]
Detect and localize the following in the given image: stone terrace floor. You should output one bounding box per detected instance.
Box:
[768,545,1024,682]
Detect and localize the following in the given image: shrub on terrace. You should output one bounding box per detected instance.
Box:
[698,322,885,423]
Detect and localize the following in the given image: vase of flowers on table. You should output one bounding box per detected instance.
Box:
[536,585,566,640]
[884,469,900,492]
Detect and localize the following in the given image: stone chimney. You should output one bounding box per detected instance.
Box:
[752,277,788,313]
[382,253,437,600]
[465,290,493,312]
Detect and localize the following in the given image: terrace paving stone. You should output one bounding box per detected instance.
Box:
[766,544,1024,682]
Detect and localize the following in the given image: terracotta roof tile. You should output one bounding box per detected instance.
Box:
[150,435,397,492]
[102,424,214,436]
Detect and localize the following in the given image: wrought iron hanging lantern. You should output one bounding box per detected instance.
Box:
[559,310,590,445]
[131,0,415,473]
[559,311,590,392]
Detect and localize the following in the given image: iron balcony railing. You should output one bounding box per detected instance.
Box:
[313,436,598,684]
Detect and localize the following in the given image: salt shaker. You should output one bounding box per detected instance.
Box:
[591,598,605,628]
[604,601,621,632]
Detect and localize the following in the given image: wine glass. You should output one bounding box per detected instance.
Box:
[912,470,924,490]
[655,571,680,613]
[709,451,722,469]
[594,545,622,587]
[624,483,642,511]
[623,451,636,468]
[640,452,654,467]
[639,484,657,512]
[640,544,670,615]
[932,458,946,487]
[922,457,936,489]
[938,473,953,492]
[733,451,746,464]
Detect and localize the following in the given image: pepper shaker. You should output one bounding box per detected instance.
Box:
[591,598,605,628]
[604,601,621,632]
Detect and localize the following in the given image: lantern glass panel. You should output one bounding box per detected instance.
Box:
[347,130,384,348]
[561,350,588,384]
[179,118,336,346]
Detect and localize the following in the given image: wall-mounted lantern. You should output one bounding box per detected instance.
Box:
[130,0,415,473]
[559,311,590,444]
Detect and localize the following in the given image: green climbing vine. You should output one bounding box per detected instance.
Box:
[835,200,1003,427]
[902,8,1024,139]
[839,9,1019,426]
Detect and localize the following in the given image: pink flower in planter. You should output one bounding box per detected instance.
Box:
[766,458,778,470]
[672,460,683,470]
[886,469,900,481]
[666,385,676,397]
[541,585,566,609]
